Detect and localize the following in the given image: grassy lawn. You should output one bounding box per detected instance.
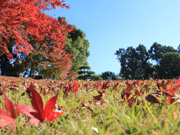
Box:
[0,76,180,135]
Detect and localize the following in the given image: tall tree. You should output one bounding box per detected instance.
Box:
[65,27,90,74]
[0,0,74,79]
[115,42,178,79]
[148,42,177,78]
[177,44,180,52]
[148,42,176,65]
[158,52,180,79]
[135,44,152,79]
[115,44,151,79]
[115,46,137,79]
[100,71,118,80]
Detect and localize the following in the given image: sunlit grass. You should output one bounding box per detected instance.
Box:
[0,76,180,134]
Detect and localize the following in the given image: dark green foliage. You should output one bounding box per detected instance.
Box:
[0,37,26,77]
[91,75,103,81]
[79,65,91,70]
[115,44,152,80]
[78,65,98,80]
[115,42,178,79]
[65,27,90,74]
[148,42,176,65]
[177,44,180,52]
[0,54,14,76]
[158,52,180,79]
[100,71,118,80]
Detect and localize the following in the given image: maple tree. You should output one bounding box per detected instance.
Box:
[0,0,74,79]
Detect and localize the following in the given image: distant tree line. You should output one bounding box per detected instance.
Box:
[115,42,180,79]
[2,23,179,80]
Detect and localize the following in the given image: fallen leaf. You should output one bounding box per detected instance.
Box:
[19,84,64,126]
[145,94,160,104]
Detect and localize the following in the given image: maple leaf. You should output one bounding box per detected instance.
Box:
[127,96,138,107]
[165,96,176,104]
[0,93,22,131]
[101,81,110,89]
[92,90,106,106]
[121,87,131,100]
[165,85,176,104]
[169,85,175,95]
[156,86,174,97]
[71,81,79,93]
[149,85,176,104]
[175,77,180,86]
[19,84,63,126]
[145,94,160,104]
[77,101,94,114]
[93,90,105,102]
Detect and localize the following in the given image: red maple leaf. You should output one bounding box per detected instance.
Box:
[71,81,79,93]
[93,90,105,102]
[0,93,22,131]
[164,85,175,104]
[19,84,63,126]
[175,77,180,86]
[101,81,110,89]
[169,85,175,95]
[145,94,160,104]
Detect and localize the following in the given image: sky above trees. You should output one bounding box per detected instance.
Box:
[44,0,180,75]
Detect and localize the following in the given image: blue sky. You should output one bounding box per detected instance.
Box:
[44,0,180,75]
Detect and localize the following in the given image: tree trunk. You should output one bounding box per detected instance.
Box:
[0,55,9,76]
[30,64,35,77]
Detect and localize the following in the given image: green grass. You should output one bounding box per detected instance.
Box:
[0,76,180,134]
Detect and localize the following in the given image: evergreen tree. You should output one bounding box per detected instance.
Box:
[65,26,90,74]
[100,71,118,80]
[115,44,151,79]
[158,52,180,79]
[78,65,101,80]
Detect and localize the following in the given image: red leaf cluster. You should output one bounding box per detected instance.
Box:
[0,82,63,130]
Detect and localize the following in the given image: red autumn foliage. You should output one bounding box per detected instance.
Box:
[0,0,75,79]
[71,81,79,93]
[62,80,79,95]
[0,0,70,58]
[101,81,110,89]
